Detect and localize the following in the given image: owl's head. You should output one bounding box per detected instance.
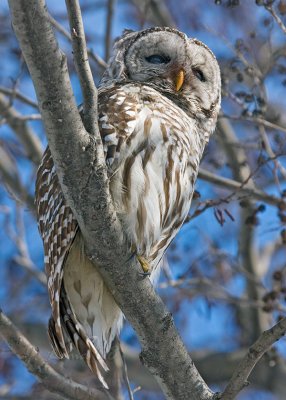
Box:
[101,27,221,123]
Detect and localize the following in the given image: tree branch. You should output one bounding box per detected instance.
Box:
[104,0,115,62]
[198,168,285,208]
[0,309,108,400]
[65,0,98,134]
[0,93,42,164]
[220,317,286,399]
[48,14,107,70]
[0,86,38,109]
[0,146,35,210]
[8,1,213,399]
[217,118,270,344]
[264,4,286,35]
[131,0,176,28]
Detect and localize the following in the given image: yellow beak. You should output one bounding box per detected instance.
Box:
[175,69,185,91]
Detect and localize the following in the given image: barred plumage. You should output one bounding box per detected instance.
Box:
[35,27,221,388]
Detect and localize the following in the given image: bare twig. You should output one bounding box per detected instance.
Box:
[119,343,134,400]
[258,124,286,182]
[66,0,98,135]
[48,14,107,69]
[198,168,285,208]
[264,4,286,35]
[220,317,286,399]
[9,205,46,285]
[105,0,115,62]
[0,93,42,164]
[0,146,35,210]
[0,86,38,109]
[16,113,42,121]
[0,310,109,400]
[220,113,286,135]
[106,337,124,400]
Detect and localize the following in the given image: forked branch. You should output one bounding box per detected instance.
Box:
[7,1,213,399]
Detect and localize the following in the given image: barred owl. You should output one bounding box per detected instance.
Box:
[36,27,221,387]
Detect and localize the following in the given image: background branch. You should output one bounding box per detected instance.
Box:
[221,317,286,399]
[0,93,42,164]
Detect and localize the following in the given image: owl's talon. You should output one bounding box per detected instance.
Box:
[127,248,137,262]
[139,271,151,277]
[137,255,150,274]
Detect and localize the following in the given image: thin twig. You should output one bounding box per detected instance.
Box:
[0,146,35,210]
[0,86,38,109]
[258,124,286,181]
[119,343,134,400]
[220,317,286,399]
[105,0,115,62]
[8,204,46,285]
[48,14,107,69]
[265,4,286,35]
[220,113,286,135]
[16,113,42,121]
[0,93,42,164]
[65,0,99,135]
[0,310,108,400]
[198,168,285,208]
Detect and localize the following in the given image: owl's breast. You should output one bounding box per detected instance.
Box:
[110,116,200,270]
[98,84,204,271]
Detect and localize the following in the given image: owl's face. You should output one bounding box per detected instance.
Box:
[101,27,221,124]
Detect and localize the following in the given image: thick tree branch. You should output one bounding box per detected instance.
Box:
[17,322,286,398]
[221,317,286,399]
[0,310,108,400]
[8,1,213,399]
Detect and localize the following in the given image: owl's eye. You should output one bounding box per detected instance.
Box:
[193,68,206,82]
[145,54,171,64]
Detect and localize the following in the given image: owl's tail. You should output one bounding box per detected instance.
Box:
[48,288,109,389]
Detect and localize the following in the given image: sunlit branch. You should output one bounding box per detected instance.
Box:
[0,310,109,400]
[221,317,286,400]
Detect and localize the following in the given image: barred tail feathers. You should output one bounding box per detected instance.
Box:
[60,288,109,388]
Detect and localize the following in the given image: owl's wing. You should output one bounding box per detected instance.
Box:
[98,85,139,168]
[36,147,109,387]
[35,87,140,387]
[36,147,78,357]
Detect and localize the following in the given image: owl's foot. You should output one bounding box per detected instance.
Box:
[137,255,151,276]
